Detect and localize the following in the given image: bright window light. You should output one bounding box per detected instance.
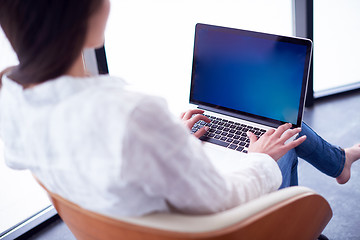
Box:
[314,0,360,92]
[105,0,293,113]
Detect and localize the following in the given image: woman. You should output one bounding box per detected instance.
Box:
[0,0,359,217]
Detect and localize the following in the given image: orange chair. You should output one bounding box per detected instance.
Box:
[35,178,332,240]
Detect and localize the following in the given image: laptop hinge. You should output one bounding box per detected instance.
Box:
[197,105,281,129]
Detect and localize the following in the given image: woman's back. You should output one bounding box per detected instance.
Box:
[1,74,180,216]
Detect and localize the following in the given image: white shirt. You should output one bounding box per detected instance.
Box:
[0,74,282,217]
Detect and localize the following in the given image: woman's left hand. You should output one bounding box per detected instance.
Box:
[247,123,306,161]
[180,109,210,138]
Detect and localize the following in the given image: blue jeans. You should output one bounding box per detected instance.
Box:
[277,122,345,189]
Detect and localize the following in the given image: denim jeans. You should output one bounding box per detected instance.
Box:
[277,122,345,189]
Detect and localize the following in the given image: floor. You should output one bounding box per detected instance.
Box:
[299,91,360,240]
[16,90,360,240]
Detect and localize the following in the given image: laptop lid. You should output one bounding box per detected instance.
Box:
[189,23,312,128]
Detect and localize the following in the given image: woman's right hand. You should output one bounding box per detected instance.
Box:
[247,123,307,161]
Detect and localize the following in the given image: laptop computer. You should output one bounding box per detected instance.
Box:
[189,23,312,155]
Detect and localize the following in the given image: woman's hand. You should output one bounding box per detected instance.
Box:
[180,109,210,138]
[247,123,307,161]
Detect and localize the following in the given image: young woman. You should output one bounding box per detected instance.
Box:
[0,0,359,217]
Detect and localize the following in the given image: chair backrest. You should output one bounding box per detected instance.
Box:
[35,179,332,240]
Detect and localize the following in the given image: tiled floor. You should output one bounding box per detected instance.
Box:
[17,90,360,240]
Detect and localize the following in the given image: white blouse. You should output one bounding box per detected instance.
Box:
[0,74,282,218]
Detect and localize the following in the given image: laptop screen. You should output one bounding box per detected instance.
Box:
[190,23,312,127]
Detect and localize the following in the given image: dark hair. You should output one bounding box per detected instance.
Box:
[0,0,103,86]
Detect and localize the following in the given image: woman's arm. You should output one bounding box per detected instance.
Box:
[120,96,296,214]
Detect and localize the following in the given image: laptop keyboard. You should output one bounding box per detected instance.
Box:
[191,114,266,153]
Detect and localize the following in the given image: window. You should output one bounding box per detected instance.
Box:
[313,0,360,95]
[105,0,293,113]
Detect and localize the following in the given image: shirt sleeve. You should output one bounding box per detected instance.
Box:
[121,95,282,214]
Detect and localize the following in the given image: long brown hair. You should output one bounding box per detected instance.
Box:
[0,0,103,87]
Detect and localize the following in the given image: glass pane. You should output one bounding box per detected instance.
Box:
[0,148,51,235]
[0,29,51,236]
[105,0,293,113]
[314,0,360,92]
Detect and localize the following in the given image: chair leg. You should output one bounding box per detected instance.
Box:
[318,234,329,240]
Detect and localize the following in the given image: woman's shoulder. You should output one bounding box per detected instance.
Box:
[52,75,168,123]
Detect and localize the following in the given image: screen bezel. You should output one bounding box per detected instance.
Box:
[189,23,313,128]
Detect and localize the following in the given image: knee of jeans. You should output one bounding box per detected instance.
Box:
[295,126,321,158]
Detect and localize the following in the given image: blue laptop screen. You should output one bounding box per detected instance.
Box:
[190,24,311,126]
